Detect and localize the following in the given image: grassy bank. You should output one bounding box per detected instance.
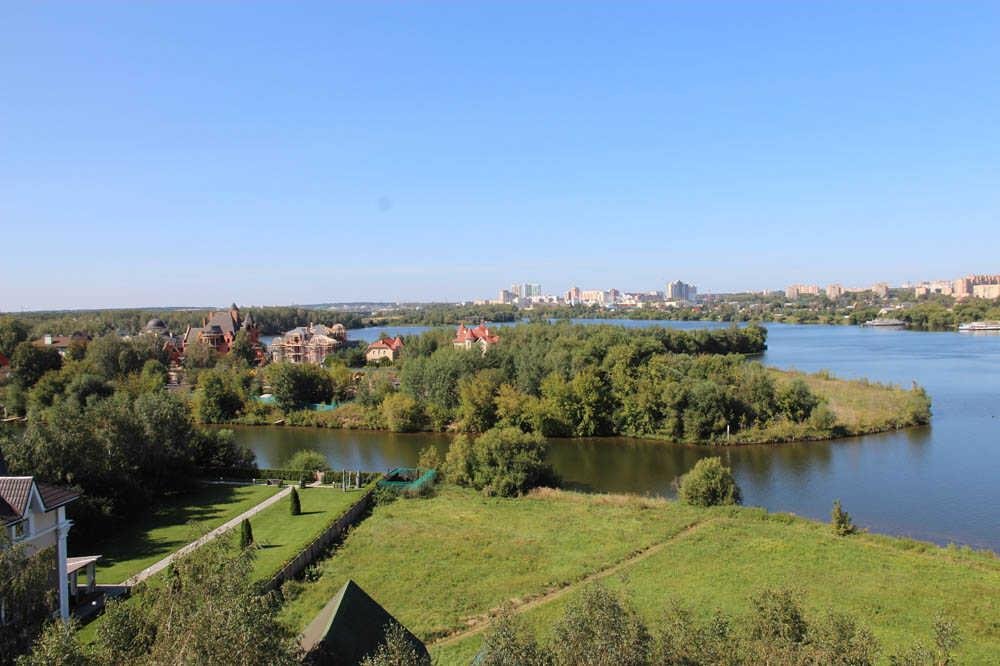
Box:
[726,368,932,444]
[78,483,279,585]
[278,487,998,664]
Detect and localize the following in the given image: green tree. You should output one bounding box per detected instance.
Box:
[229,330,257,366]
[139,359,168,392]
[196,370,244,423]
[549,585,651,666]
[380,392,424,432]
[777,379,820,423]
[266,363,334,412]
[831,499,857,536]
[239,518,254,549]
[0,317,29,358]
[182,340,217,371]
[359,623,430,666]
[289,487,301,515]
[443,427,554,497]
[677,457,742,507]
[457,369,502,433]
[10,342,62,388]
[285,449,330,473]
[92,540,298,665]
[1,534,57,662]
[478,610,551,666]
[14,620,92,666]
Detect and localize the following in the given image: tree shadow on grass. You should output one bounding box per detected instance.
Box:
[72,484,258,580]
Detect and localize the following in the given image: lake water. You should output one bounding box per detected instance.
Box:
[238,321,1000,550]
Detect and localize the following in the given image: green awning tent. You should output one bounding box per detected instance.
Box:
[301,579,428,665]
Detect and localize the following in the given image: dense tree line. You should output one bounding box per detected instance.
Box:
[389,323,818,444]
[0,306,372,340]
[0,334,254,545]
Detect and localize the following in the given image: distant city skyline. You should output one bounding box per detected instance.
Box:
[3,3,1000,311]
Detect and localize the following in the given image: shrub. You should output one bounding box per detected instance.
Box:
[831,500,857,536]
[477,609,550,666]
[550,585,651,666]
[285,449,330,473]
[239,519,254,549]
[359,622,430,666]
[444,427,555,497]
[416,445,442,471]
[677,457,742,507]
[289,487,301,516]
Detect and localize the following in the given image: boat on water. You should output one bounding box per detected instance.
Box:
[862,318,907,328]
[958,321,1000,332]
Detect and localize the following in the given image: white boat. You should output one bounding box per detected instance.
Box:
[862,318,906,328]
[958,321,1000,332]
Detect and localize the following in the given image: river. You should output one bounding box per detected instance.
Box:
[240,321,1000,550]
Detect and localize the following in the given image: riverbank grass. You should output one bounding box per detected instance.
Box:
[79,483,279,585]
[278,487,998,664]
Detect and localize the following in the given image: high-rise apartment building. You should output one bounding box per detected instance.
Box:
[667,280,697,302]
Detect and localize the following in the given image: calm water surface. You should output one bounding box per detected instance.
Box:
[238,321,1000,550]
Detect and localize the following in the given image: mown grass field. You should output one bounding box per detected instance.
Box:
[239,484,373,582]
[279,487,998,665]
[79,483,279,585]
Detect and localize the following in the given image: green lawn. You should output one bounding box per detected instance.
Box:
[79,483,279,585]
[239,484,374,582]
[276,487,999,665]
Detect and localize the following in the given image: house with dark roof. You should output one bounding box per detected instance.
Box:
[365,336,404,364]
[300,579,428,665]
[453,323,500,355]
[181,304,261,360]
[1,476,100,621]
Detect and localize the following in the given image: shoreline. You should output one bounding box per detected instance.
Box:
[215,418,930,448]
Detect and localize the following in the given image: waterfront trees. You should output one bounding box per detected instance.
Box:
[265,363,334,412]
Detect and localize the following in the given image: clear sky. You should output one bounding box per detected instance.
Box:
[2,2,999,310]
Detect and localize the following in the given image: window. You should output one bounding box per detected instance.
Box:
[11,521,27,541]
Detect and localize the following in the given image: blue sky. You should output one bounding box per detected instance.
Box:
[2,2,999,310]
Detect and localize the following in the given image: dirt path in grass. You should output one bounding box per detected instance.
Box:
[430,518,716,648]
[122,486,291,587]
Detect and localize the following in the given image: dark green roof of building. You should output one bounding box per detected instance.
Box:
[302,579,428,666]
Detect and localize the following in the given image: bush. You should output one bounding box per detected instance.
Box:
[289,487,301,516]
[416,445,442,471]
[285,449,330,473]
[443,427,555,497]
[831,500,857,536]
[677,457,742,507]
[550,585,651,666]
[239,519,254,549]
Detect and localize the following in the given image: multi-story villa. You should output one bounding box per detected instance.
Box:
[182,304,260,356]
[270,323,348,364]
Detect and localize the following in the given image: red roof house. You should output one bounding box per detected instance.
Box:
[453,323,500,354]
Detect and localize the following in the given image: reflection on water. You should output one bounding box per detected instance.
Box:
[234,322,1000,551]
